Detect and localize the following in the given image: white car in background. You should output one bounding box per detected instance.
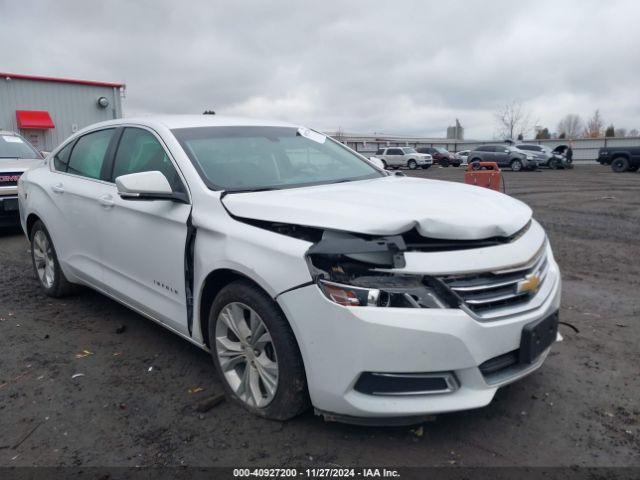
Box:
[374,146,432,170]
[0,131,43,227]
[455,150,471,165]
[18,115,561,424]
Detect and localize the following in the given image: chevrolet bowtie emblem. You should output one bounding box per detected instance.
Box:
[517,274,541,294]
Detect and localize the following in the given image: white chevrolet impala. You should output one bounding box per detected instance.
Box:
[18,116,561,424]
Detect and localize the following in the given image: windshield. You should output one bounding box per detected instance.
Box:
[0,134,41,159]
[172,126,383,191]
[402,147,417,154]
[435,147,448,153]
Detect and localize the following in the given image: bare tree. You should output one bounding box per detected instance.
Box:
[557,114,583,139]
[584,109,604,138]
[494,101,533,140]
[614,127,627,137]
[629,128,639,137]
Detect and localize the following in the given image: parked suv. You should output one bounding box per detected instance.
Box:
[597,146,640,172]
[19,116,560,424]
[1,131,43,226]
[416,147,460,167]
[468,145,538,171]
[374,147,432,169]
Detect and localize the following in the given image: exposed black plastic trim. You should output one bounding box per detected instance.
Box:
[184,213,197,336]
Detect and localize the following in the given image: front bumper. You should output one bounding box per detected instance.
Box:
[416,158,432,165]
[277,248,561,420]
[0,195,20,226]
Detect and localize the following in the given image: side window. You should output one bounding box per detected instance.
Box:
[375,149,384,155]
[67,129,115,180]
[53,142,73,172]
[112,128,184,192]
[388,148,402,155]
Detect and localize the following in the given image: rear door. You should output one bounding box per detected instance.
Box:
[386,148,404,167]
[46,128,117,285]
[97,126,192,335]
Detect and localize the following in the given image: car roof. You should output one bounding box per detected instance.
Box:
[75,115,304,135]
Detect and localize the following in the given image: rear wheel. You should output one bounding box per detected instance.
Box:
[440,159,450,167]
[30,220,76,297]
[611,157,629,173]
[510,159,523,172]
[407,159,417,170]
[209,280,309,420]
[381,159,388,169]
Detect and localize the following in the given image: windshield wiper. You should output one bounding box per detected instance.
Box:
[221,186,282,198]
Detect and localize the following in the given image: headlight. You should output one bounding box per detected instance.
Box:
[526,154,534,160]
[318,278,447,308]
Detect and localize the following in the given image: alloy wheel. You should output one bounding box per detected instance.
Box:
[33,230,55,289]
[215,302,279,408]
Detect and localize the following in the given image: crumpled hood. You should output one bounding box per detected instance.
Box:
[222,176,532,240]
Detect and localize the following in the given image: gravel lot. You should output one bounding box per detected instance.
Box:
[1,165,638,467]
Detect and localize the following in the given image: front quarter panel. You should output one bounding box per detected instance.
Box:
[190,192,313,345]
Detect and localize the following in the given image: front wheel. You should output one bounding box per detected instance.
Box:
[611,157,629,173]
[381,159,388,169]
[209,281,309,420]
[510,159,523,172]
[407,159,417,170]
[30,220,76,297]
[421,164,431,170]
[548,158,559,170]
[440,159,450,167]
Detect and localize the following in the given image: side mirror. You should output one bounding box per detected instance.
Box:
[116,171,187,203]
[368,156,386,170]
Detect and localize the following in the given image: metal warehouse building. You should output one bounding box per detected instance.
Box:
[0,72,125,152]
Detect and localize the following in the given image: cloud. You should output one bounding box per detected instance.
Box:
[1,0,639,138]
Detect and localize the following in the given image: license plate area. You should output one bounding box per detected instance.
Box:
[519,311,559,364]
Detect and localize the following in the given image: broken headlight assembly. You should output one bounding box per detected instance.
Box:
[307,231,457,309]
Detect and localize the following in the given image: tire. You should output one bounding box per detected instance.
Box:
[452,161,461,167]
[510,159,523,172]
[381,160,388,169]
[407,159,417,170]
[30,220,76,298]
[421,164,431,170]
[440,159,450,167]
[611,157,629,173]
[548,158,559,170]
[470,157,482,164]
[208,280,309,420]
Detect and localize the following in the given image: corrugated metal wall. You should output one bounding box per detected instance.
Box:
[0,77,123,151]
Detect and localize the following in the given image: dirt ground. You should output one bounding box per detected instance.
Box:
[1,164,638,468]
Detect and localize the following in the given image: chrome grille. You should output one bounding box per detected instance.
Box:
[440,243,549,319]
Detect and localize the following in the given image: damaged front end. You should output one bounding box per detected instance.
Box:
[306,230,458,309]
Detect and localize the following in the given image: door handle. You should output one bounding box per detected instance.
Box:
[98,194,115,208]
[51,183,64,194]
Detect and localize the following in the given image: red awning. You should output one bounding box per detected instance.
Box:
[16,110,55,129]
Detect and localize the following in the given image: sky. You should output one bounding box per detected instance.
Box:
[2,0,639,139]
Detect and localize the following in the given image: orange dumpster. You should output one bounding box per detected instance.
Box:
[464,161,502,192]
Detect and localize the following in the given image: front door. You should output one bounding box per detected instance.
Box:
[98,127,191,335]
